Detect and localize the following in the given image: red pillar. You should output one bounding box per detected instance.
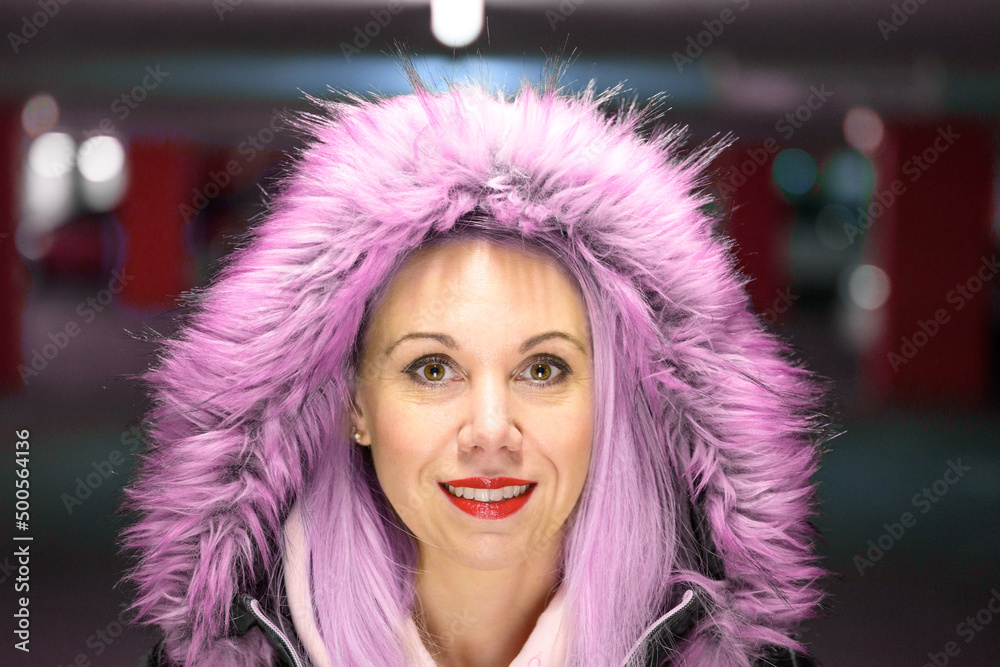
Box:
[117,137,198,312]
[0,105,25,393]
[860,119,995,405]
[717,142,794,323]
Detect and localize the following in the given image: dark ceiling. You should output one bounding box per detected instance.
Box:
[1,0,996,66]
[2,1,997,144]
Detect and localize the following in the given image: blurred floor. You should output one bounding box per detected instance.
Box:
[1,282,998,666]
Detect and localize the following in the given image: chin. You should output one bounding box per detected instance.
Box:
[452,540,533,571]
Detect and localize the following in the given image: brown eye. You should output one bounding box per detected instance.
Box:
[519,356,570,386]
[404,356,457,387]
[405,354,570,389]
[423,363,446,381]
[529,363,552,381]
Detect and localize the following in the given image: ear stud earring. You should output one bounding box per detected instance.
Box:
[353,427,364,443]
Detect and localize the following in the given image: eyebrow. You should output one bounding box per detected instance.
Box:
[383,331,589,357]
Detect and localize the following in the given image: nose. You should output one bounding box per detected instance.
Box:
[458,372,522,456]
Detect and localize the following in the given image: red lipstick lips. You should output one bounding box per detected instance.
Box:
[440,477,536,520]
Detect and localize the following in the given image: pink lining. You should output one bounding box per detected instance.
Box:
[283,501,570,666]
[282,501,335,667]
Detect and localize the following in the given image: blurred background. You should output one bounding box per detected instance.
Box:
[1,1,998,665]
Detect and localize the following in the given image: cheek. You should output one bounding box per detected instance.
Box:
[532,414,593,499]
[566,427,594,494]
[544,399,593,471]
[368,424,443,526]
[371,446,419,510]
[563,415,594,505]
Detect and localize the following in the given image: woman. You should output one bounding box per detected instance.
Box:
[122,59,833,666]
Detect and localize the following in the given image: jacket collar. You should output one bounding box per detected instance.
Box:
[231,586,705,667]
[627,588,702,665]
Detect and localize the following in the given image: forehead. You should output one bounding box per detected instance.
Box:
[366,239,590,352]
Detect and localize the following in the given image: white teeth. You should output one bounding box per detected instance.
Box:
[445,484,531,502]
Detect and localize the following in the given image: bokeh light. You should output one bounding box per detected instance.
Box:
[20,134,78,260]
[78,135,126,183]
[21,92,59,138]
[431,0,484,48]
[847,264,891,311]
[27,131,76,179]
[79,136,129,212]
[773,148,817,195]
[821,149,874,203]
[843,106,885,154]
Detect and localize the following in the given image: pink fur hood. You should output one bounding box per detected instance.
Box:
[120,63,833,666]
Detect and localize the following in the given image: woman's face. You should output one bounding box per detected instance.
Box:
[353,239,593,571]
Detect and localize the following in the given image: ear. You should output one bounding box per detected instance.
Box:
[348,384,370,447]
